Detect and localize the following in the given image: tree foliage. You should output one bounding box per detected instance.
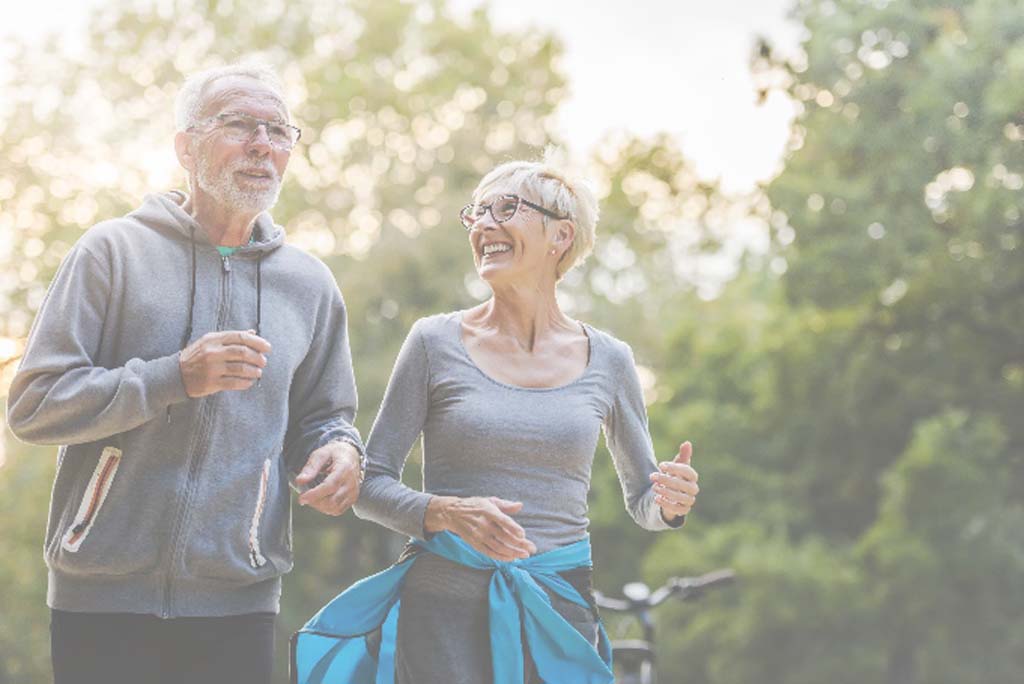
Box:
[639,1,1023,682]
[1,0,1019,682]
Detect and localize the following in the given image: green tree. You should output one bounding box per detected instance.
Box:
[860,411,1023,683]
[639,1,1024,682]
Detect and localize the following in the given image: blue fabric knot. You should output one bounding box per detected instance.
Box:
[292,532,614,684]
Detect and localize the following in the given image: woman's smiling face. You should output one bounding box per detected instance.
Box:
[467,188,557,286]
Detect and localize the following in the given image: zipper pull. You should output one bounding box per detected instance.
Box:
[221,255,231,272]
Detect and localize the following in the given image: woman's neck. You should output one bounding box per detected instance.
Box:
[473,285,576,353]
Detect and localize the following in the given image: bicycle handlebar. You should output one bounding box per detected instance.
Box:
[594,569,735,612]
[592,593,632,612]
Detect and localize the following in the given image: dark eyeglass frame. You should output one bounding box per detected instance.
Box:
[190,112,302,151]
[459,193,570,231]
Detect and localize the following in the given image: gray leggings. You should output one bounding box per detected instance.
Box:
[394,552,599,684]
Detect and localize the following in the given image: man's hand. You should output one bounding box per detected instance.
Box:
[179,330,271,398]
[295,440,362,516]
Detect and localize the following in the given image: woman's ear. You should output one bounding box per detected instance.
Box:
[556,219,576,252]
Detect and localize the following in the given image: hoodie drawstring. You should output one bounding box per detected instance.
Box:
[167,229,263,422]
[183,227,198,348]
[168,228,198,424]
[255,253,263,388]
[256,253,263,337]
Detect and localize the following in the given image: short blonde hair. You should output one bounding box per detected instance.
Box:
[473,156,599,281]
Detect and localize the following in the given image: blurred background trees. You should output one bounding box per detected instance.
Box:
[1,0,1020,682]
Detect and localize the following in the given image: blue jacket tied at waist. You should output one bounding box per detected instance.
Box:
[292,532,614,683]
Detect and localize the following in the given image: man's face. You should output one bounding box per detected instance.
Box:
[189,75,292,214]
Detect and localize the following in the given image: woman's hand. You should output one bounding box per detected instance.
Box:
[650,441,699,520]
[424,495,537,561]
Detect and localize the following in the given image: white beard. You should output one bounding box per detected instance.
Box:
[195,156,281,214]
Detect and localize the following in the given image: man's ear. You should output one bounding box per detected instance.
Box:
[174,131,196,174]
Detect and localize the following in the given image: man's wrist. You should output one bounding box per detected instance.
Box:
[333,437,366,483]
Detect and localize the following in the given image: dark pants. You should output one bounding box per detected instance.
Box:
[50,609,275,684]
[394,552,600,684]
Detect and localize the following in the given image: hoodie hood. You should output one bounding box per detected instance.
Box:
[130,191,286,255]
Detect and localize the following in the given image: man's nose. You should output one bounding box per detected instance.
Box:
[245,125,273,154]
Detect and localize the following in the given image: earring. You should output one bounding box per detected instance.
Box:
[549,248,556,255]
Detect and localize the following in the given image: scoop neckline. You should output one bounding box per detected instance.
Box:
[454,310,595,393]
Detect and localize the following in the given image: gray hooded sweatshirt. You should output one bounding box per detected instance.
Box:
[6,192,363,618]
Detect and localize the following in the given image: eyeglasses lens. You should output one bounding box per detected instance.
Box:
[492,197,519,221]
[460,205,477,229]
[220,116,296,149]
[460,195,524,230]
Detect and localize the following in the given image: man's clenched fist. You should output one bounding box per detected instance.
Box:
[179,329,271,398]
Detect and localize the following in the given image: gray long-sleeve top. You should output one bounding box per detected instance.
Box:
[354,312,681,553]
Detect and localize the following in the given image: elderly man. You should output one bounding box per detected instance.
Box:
[6,63,363,683]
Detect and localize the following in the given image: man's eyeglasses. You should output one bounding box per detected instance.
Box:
[191,113,302,151]
[459,194,569,231]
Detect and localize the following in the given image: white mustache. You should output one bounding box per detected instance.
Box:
[231,160,278,182]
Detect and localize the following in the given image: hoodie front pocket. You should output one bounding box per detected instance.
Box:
[185,451,291,582]
[248,458,271,569]
[62,447,122,553]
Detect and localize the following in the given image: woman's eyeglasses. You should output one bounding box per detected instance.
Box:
[459,194,569,231]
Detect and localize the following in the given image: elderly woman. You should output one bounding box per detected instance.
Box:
[292,159,700,684]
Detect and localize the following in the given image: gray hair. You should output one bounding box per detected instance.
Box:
[473,155,599,281]
[174,63,287,132]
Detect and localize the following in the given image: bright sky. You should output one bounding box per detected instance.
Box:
[0,0,802,194]
[450,0,803,192]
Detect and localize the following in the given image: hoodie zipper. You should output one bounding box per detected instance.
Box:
[160,252,233,617]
